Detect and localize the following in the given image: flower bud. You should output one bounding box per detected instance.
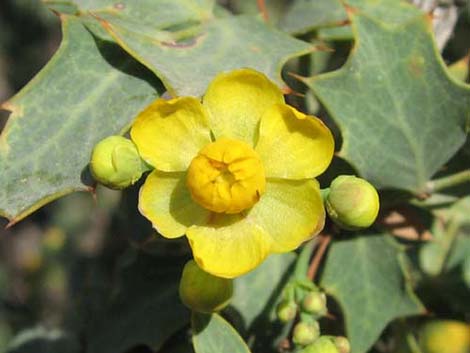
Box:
[293,321,320,346]
[303,336,339,353]
[334,336,351,353]
[302,291,327,317]
[178,260,233,313]
[419,320,470,353]
[325,175,379,230]
[90,135,146,189]
[276,299,298,323]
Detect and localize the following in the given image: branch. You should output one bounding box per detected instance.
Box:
[257,0,269,22]
[307,234,332,281]
[424,169,470,194]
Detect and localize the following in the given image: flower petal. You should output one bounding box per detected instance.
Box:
[250,179,325,253]
[203,68,284,145]
[139,170,210,238]
[255,104,334,179]
[130,97,211,172]
[186,213,273,278]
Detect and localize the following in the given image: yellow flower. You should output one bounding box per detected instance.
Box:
[130,69,334,278]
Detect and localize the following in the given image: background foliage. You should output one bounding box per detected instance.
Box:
[0,0,469,353]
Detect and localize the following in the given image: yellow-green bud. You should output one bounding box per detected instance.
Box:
[90,135,145,189]
[178,260,233,313]
[293,321,320,346]
[334,336,351,353]
[303,337,339,353]
[325,175,380,230]
[276,300,298,323]
[419,320,470,353]
[302,291,327,317]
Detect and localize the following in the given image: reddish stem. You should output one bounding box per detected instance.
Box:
[257,0,269,22]
[307,234,331,280]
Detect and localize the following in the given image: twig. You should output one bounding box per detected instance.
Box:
[307,234,332,280]
[405,331,424,353]
[424,169,470,194]
[257,0,269,22]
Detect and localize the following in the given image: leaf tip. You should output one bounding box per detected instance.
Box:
[1,101,22,116]
[287,72,310,85]
[312,43,335,53]
[0,101,22,155]
[87,185,98,205]
[5,218,17,229]
[89,11,113,33]
[340,1,359,18]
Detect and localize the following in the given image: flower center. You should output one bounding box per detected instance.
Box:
[187,138,266,214]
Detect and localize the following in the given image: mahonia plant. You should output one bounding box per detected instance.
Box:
[1,1,469,353]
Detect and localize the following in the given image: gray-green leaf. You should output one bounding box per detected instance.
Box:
[0,16,162,223]
[320,234,424,353]
[306,11,470,192]
[192,313,251,353]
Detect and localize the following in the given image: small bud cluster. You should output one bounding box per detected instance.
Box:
[275,280,350,353]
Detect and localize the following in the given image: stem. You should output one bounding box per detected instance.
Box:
[425,169,470,194]
[320,188,330,203]
[257,0,269,22]
[437,218,461,274]
[307,235,332,281]
[294,240,317,280]
[405,331,423,353]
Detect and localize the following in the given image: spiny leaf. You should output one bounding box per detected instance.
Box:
[192,313,251,353]
[43,0,214,24]
[95,14,313,96]
[279,0,346,35]
[280,0,421,37]
[320,234,425,353]
[0,16,162,223]
[346,0,423,25]
[306,11,470,192]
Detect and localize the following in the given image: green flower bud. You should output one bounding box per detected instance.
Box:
[178,260,233,313]
[325,175,379,230]
[293,321,320,346]
[302,291,327,317]
[419,320,470,353]
[303,336,339,353]
[334,336,351,353]
[90,135,145,189]
[276,300,298,323]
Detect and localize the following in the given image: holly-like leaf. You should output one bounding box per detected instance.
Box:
[280,0,421,37]
[0,16,162,223]
[279,0,346,35]
[44,0,214,24]
[96,14,312,96]
[320,234,424,353]
[306,10,470,192]
[85,250,189,353]
[192,313,251,353]
[347,0,422,24]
